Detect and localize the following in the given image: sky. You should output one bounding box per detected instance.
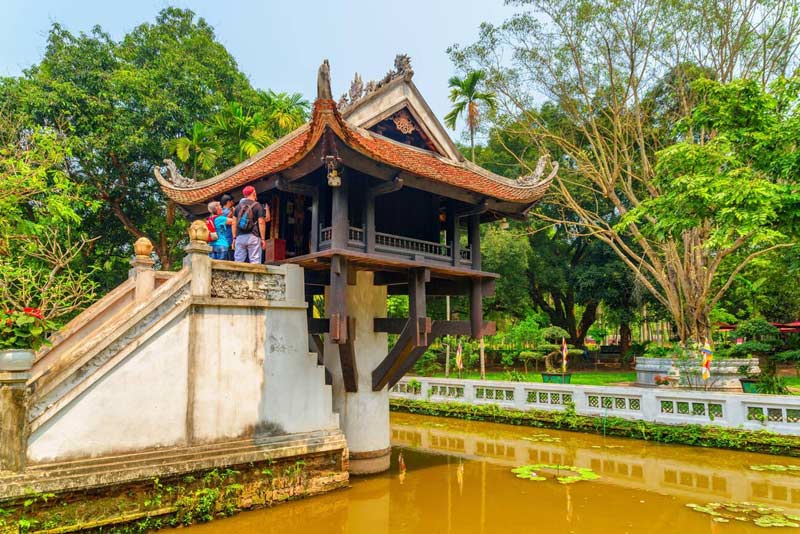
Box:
[0,0,517,138]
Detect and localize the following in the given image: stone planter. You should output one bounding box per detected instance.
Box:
[0,348,35,384]
[541,372,572,384]
[635,357,758,390]
[674,358,759,390]
[634,357,675,386]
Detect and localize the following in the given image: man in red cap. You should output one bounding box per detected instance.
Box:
[233,185,269,263]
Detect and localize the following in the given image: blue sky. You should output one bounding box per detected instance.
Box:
[0,0,516,138]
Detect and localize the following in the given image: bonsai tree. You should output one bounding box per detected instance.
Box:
[539,326,570,372]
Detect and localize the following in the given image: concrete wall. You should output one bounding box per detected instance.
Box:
[392,376,800,435]
[26,253,338,464]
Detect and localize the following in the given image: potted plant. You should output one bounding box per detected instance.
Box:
[0,308,53,380]
[538,326,573,383]
[738,364,759,393]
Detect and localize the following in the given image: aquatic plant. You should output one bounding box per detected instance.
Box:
[512,464,600,484]
[686,502,800,528]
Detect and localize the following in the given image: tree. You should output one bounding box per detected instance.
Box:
[443,71,497,161]
[450,0,800,344]
[0,8,261,286]
[0,114,97,322]
[259,90,310,136]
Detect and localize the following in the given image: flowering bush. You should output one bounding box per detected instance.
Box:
[0,308,54,351]
[653,374,671,386]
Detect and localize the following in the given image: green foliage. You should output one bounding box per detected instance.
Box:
[481,225,532,318]
[0,308,54,350]
[541,326,569,343]
[733,318,781,340]
[728,340,774,358]
[443,70,496,159]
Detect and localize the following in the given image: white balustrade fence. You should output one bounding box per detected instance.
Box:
[390,377,800,435]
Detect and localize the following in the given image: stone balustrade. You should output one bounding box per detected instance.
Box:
[390,376,800,435]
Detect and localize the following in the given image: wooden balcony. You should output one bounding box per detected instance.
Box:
[318,225,472,267]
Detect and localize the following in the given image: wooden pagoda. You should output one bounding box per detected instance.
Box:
[157,56,554,393]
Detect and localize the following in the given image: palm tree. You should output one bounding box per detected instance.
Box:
[259,90,310,137]
[168,121,220,180]
[443,70,497,162]
[212,102,274,164]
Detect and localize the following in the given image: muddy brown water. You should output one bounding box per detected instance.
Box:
[178,413,800,533]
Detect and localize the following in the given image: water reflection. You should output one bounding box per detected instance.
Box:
[178,413,800,533]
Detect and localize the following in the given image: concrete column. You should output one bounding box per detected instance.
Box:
[0,350,33,472]
[129,237,156,302]
[183,223,212,297]
[324,271,390,475]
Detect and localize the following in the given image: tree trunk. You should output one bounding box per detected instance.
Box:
[619,322,632,360]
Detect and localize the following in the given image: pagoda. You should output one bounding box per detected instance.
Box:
[157,56,553,473]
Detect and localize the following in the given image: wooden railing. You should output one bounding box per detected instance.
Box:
[318,225,473,266]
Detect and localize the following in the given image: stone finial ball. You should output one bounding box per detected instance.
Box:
[188,220,209,242]
[133,237,154,257]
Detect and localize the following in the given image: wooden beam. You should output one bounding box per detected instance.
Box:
[371,317,431,391]
[276,176,316,197]
[369,176,403,197]
[373,271,408,285]
[386,277,496,296]
[375,318,495,336]
[338,317,358,392]
[447,201,460,267]
[458,199,489,219]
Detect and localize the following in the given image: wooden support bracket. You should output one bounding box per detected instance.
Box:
[338,317,358,392]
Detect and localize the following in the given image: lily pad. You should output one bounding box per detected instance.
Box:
[686,501,800,528]
[511,464,600,484]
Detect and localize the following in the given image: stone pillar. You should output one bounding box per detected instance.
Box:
[183,220,212,297]
[0,350,33,472]
[324,271,390,475]
[129,237,156,302]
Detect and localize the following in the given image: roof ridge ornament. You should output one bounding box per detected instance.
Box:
[317,59,332,100]
[154,159,196,188]
[517,155,559,187]
[338,54,413,111]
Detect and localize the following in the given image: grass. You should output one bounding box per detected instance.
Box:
[423,370,636,385]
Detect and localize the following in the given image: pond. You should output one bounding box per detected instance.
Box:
[177,413,800,533]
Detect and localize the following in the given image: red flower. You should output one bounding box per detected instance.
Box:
[23,308,44,320]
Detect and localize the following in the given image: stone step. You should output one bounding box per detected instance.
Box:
[1,430,346,499]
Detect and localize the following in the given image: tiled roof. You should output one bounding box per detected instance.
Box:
[156,100,551,206]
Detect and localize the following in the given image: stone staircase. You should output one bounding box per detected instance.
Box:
[0,429,346,499]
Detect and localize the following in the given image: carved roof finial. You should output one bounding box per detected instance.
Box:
[349,72,363,102]
[317,59,332,100]
[517,154,558,187]
[394,54,413,80]
[154,159,196,188]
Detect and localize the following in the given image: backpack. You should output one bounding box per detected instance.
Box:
[205,216,219,242]
[236,200,257,233]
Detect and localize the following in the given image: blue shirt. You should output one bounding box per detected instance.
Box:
[211,215,230,247]
[220,208,234,245]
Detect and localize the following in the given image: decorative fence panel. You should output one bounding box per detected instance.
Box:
[390,377,800,435]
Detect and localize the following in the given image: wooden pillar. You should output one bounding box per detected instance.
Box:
[447,203,460,266]
[470,279,483,339]
[409,268,429,343]
[331,177,348,250]
[365,191,375,253]
[329,254,348,343]
[310,191,319,252]
[468,213,481,270]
